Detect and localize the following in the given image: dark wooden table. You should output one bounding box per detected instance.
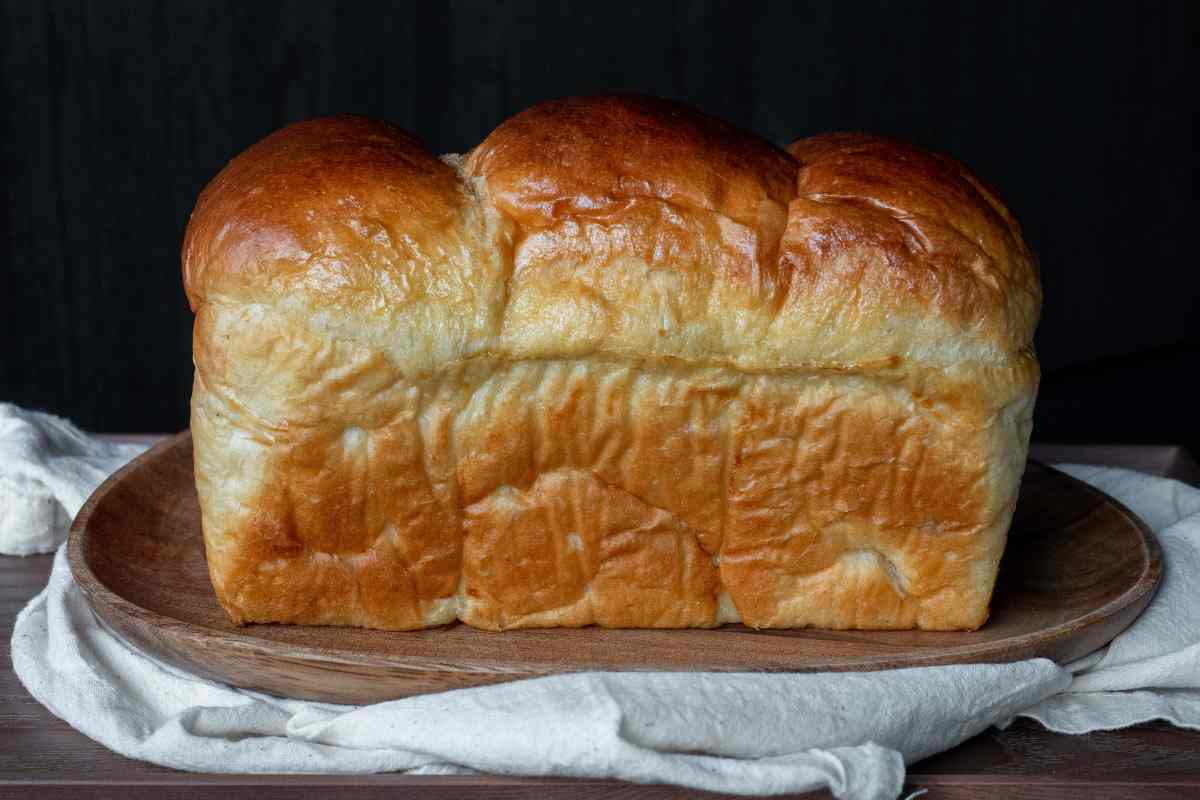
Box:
[3,440,1199,799]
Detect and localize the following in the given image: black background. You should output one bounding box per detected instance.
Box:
[3,1,1198,449]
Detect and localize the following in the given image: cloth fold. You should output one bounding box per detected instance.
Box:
[1011,463,1200,736]
[6,404,1200,799]
[0,403,145,555]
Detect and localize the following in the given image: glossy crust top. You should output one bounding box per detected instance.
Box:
[182,115,467,311]
[465,95,796,233]
[782,133,1040,359]
[183,97,1040,373]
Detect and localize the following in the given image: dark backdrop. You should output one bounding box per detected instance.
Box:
[3,1,1198,449]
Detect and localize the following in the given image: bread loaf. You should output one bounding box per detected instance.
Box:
[183,96,1040,631]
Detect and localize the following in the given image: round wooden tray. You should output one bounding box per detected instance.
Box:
[69,432,1162,704]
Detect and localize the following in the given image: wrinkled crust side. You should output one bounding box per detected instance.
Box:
[192,297,1036,631]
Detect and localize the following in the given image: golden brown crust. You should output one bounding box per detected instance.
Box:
[464,95,797,231]
[184,97,1041,632]
[780,133,1041,356]
[183,115,465,313]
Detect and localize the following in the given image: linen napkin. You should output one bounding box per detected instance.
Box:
[8,405,1200,799]
[0,403,146,555]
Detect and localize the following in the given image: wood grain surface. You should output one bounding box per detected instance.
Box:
[65,431,1162,704]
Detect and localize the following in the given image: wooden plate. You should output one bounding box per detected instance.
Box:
[68,432,1162,704]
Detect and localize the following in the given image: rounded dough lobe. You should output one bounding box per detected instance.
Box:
[183,115,465,312]
[775,133,1041,361]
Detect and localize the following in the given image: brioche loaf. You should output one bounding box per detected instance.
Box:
[183,96,1040,631]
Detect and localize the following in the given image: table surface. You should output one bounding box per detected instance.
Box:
[3,439,1199,799]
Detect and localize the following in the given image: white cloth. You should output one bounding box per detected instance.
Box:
[7,406,1200,799]
[1012,464,1200,734]
[0,403,145,555]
